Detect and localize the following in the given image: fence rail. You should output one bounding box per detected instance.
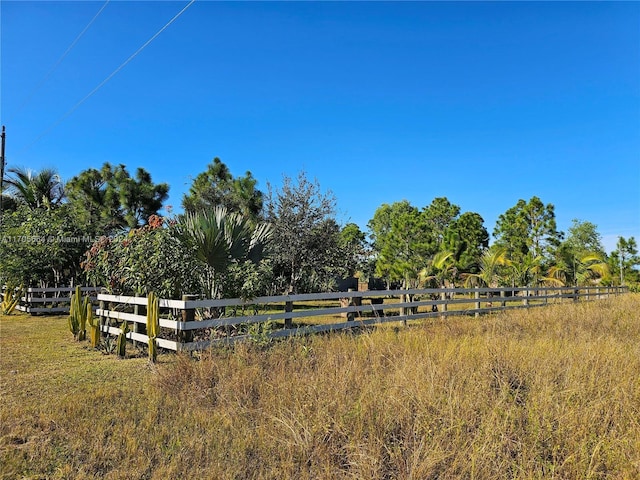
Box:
[94,285,628,352]
[9,286,102,314]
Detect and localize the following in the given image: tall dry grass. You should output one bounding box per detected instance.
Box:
[1,295,639,479]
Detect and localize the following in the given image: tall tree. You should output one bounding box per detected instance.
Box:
[113,165,169,229]
[368,201,434,288]
[565,219,605,258]
[368,198,488,287]
[266,171,340,293]
[66,163,169,232]
[339,223,368,277]
[422,197,460,248]
[493,196,562,262]
[610,236,640,286]
[444,211,489,272]
[65,165,120,233]
[182,158,263,220]
[553,219,607,286]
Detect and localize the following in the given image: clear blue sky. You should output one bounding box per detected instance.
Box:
[2,1,639,252]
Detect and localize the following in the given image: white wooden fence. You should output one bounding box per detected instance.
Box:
[14,286,102,314]
[95,285,628,352]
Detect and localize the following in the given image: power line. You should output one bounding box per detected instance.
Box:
[6,0,111,124]
[18,0,197,154]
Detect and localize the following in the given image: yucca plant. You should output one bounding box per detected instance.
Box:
[147,292,160,363]
[99,336,116,355]
[116,321,130,358]
[68,286,91,341]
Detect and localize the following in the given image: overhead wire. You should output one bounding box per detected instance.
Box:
[17,0,197,154]
[6,0,111,124]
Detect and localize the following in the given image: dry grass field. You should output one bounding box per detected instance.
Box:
[1,294,639,479]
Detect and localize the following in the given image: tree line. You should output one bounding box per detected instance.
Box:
[1,159,638,297]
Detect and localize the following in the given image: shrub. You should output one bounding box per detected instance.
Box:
[82,217,202,298]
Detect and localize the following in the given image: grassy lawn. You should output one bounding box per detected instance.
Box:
[2,295,640,479]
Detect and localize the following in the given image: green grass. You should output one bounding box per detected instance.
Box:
[2,295,640,479]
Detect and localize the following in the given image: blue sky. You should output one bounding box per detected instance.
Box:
[2,1,639,252]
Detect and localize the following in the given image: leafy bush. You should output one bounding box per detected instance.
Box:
[0,205,89,287]
[82,216,202,298]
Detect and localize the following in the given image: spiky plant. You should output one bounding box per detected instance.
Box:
[147,292,160,363]
[68,286,91,341]
[116,321,130,358]
[68,286,81,339]
[87,303,100,348]
[1,285,22,315]
[177,206,273,299]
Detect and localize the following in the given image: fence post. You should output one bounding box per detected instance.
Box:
[523,289,528,307]
[285,295,293,329]
[180,295,196,344]
[352,289,362,319]
[400,292,411,325]
[25,288,32,313]
[347,288,356,321]
[99,299,106,336]
[404,292,410,326]
[440,290,447,319]
[474,289,480,317]
[133,304,140,348]
[340,289,357,321]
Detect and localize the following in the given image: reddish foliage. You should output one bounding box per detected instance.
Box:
[148,215,164,229]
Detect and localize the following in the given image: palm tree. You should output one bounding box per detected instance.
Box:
[548,253,609,286]
[463,246,510,288]
[576,254,610,286]
[507,252,544,287]
[5,167,64,209]
[420,250,457,288]
[177,206,272,299]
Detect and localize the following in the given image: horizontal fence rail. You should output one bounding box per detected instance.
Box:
[9,286,103,314]
[93,285,628,352]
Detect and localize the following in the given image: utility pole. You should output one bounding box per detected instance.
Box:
[0,125,5,226]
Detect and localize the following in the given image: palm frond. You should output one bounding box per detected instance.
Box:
[177,206,271,298]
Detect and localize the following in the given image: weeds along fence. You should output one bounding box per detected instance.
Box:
[95,285,628,352]
[10,286,103,314]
